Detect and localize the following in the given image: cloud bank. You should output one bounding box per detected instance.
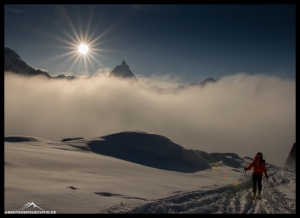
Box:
[4,72,295,167]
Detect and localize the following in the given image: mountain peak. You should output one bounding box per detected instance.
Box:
[198,77,216,87]
[108,60,138,82]
[203,77,216,83]
[190,77,216,87]
[4,47,20,60]
[121,60,127,66]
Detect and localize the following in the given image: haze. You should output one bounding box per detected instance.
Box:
[4,72,295,167]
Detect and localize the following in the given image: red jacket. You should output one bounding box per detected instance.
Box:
[245,155,268,176]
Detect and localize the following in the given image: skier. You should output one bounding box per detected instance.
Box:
[244,152,268,198]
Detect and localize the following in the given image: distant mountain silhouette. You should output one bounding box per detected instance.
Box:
[4,46,216,90]
[284,143,295,171]
[4,47,51,78]
[54,74,78,80]
[190,77,217,87]
[108,60,138,82]
[146,77,217,94]
[4,47,82,80]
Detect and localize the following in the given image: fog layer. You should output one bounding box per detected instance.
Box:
[5,72,295,167]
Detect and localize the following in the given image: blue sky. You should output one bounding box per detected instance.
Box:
[4,4,295,84]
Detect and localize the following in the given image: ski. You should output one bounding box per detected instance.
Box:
[251,195,261,200]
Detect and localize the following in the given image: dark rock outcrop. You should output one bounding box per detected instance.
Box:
[61,137,84,142]
[284,143,295,171]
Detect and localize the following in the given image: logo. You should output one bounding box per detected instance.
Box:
[5,202,56,214]
[18,202,43,211]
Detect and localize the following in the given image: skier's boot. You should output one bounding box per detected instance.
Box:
[253,188,256,197]
[257,190,261,198]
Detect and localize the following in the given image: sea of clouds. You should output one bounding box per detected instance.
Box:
[5,72,295,167]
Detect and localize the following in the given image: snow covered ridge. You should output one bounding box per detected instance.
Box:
[4,135,52,143]
[4,47,51,78]
[5,131,243,173]
[4,131,295,213]
[4,47,78,80]
[86,131,245,173]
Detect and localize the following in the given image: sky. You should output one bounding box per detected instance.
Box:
[4,4,296,169]
[4,4,296,84]
[4,134,295,213]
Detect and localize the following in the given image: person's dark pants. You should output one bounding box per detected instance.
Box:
[252,173,263,194]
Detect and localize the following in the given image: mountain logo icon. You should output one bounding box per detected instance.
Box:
[18,202,43,211]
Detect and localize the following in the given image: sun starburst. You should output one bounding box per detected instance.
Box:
[37,5,125,76]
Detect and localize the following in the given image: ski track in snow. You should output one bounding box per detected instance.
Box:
[101,164,295,214]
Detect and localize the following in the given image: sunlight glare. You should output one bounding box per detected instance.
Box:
[78,43,89,54]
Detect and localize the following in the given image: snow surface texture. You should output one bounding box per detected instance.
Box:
[4,132,295,214]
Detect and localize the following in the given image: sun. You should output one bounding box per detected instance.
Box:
[78,43,89,54]
[40,5,119,76]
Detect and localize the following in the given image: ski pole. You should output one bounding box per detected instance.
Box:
[268,180,274,202]
[264,176,273,200]
[243,169,246,190]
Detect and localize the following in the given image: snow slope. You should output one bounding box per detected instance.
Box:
[4,132,295,214]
